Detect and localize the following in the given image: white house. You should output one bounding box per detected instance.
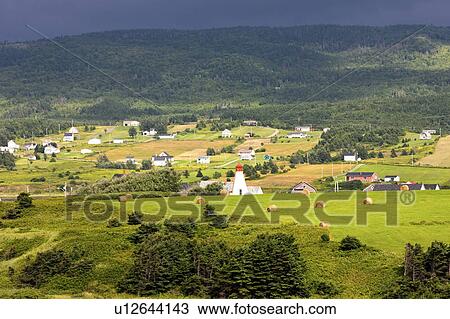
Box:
[422,129,437,134]
[124,156,137,165]
[238,149,255,161]
[419,131,432,140]
[242,120,258,126]
[26,155,37,161]
[80,149,93,155]
[343,153,357,162]
[295,125,312,132]
[222,129,232,138]
[123,120,140,127]
[63,132,75,142]
[24,143,37,151]
[323,127,331,133]
[158,134,176,140]
[88,138,102,145]
[151,152,174,167]
[197,156,211,164]
[7,140,20,153]
[68,127,79,134]
[113,139,124,144]
[143,129,157,136]
[0,146,10,153]
[287,132,307,139]
[44,145,60,155]
[384,175,401,182]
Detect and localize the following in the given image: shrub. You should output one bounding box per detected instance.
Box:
[209,215,228,229]
[18,249,93,288]
[16,193,33,209]
[320,233,330,242]
[2,208,23,220]
[107,218,122,228]
[127,211,144,225]
[30,177,46,183]
[339,236,364,251]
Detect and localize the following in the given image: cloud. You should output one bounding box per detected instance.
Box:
[0,0,448,41]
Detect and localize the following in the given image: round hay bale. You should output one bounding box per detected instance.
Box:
[219,189,229,196]
[118,195,128,202]
[315,201,326,208]
[302,189,311,196]
[195,197,206,205]
[267,205,278,212]
[319,222,330,228]
[400,185,410,191]
[363,198,373,205]
[125,194,133,201]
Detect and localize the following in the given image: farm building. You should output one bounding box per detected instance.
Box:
[80,149,93,154]
[197,156,211,164]
[24,143,37,151]
[88,138,102,145]
[238,149,255,160]
[343,152,358,162]
[158,134,176,140]
[287,132,307,139]
[345,172,378,183]
[113,139,124,144]
[7,140,20,152]
[199,180,222,189]
[44,145,60,155]
[222,129,232,138]
[422,129,437,134]
[123,120,140,127]
[295,125,312,132]
[68,127,79,134]
[364,183,440,192]
[63,132,75,142]
[242,120,258,126]
[323,127,331,133]
[291,182,317,193]
[384,175,400,182]
[228,163,263,195]
[419,131,432,140]
[143,129,157,136]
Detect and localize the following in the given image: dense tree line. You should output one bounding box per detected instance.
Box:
[79,170,181,194]
[119,229,309,298]
[383,242,450,298]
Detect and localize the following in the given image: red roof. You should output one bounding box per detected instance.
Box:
[236,163,243,171]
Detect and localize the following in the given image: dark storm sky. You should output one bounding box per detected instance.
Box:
[1,0,449,41]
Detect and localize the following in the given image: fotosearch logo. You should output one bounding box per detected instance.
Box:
[65,191,411,226]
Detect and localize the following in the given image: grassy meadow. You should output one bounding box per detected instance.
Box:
[1,190,449,298]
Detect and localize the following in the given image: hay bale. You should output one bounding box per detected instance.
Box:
[363,198,373,205]
[267,205,278,212]
[195,197,206,205]
[119,195,128,202]
[319,222,330,228]
[125,194,133,201]
[219,189,229,196]
[302,189,311,196]
[400,185,410,191]
[315,201,326,208]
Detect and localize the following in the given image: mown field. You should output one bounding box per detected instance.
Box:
[1,190,448,298]
[420,135,450,167]
[354,164,450,185]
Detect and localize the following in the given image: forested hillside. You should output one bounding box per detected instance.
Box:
[0,25,449,129]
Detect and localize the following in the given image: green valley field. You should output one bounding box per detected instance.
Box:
[0,190,448,298]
